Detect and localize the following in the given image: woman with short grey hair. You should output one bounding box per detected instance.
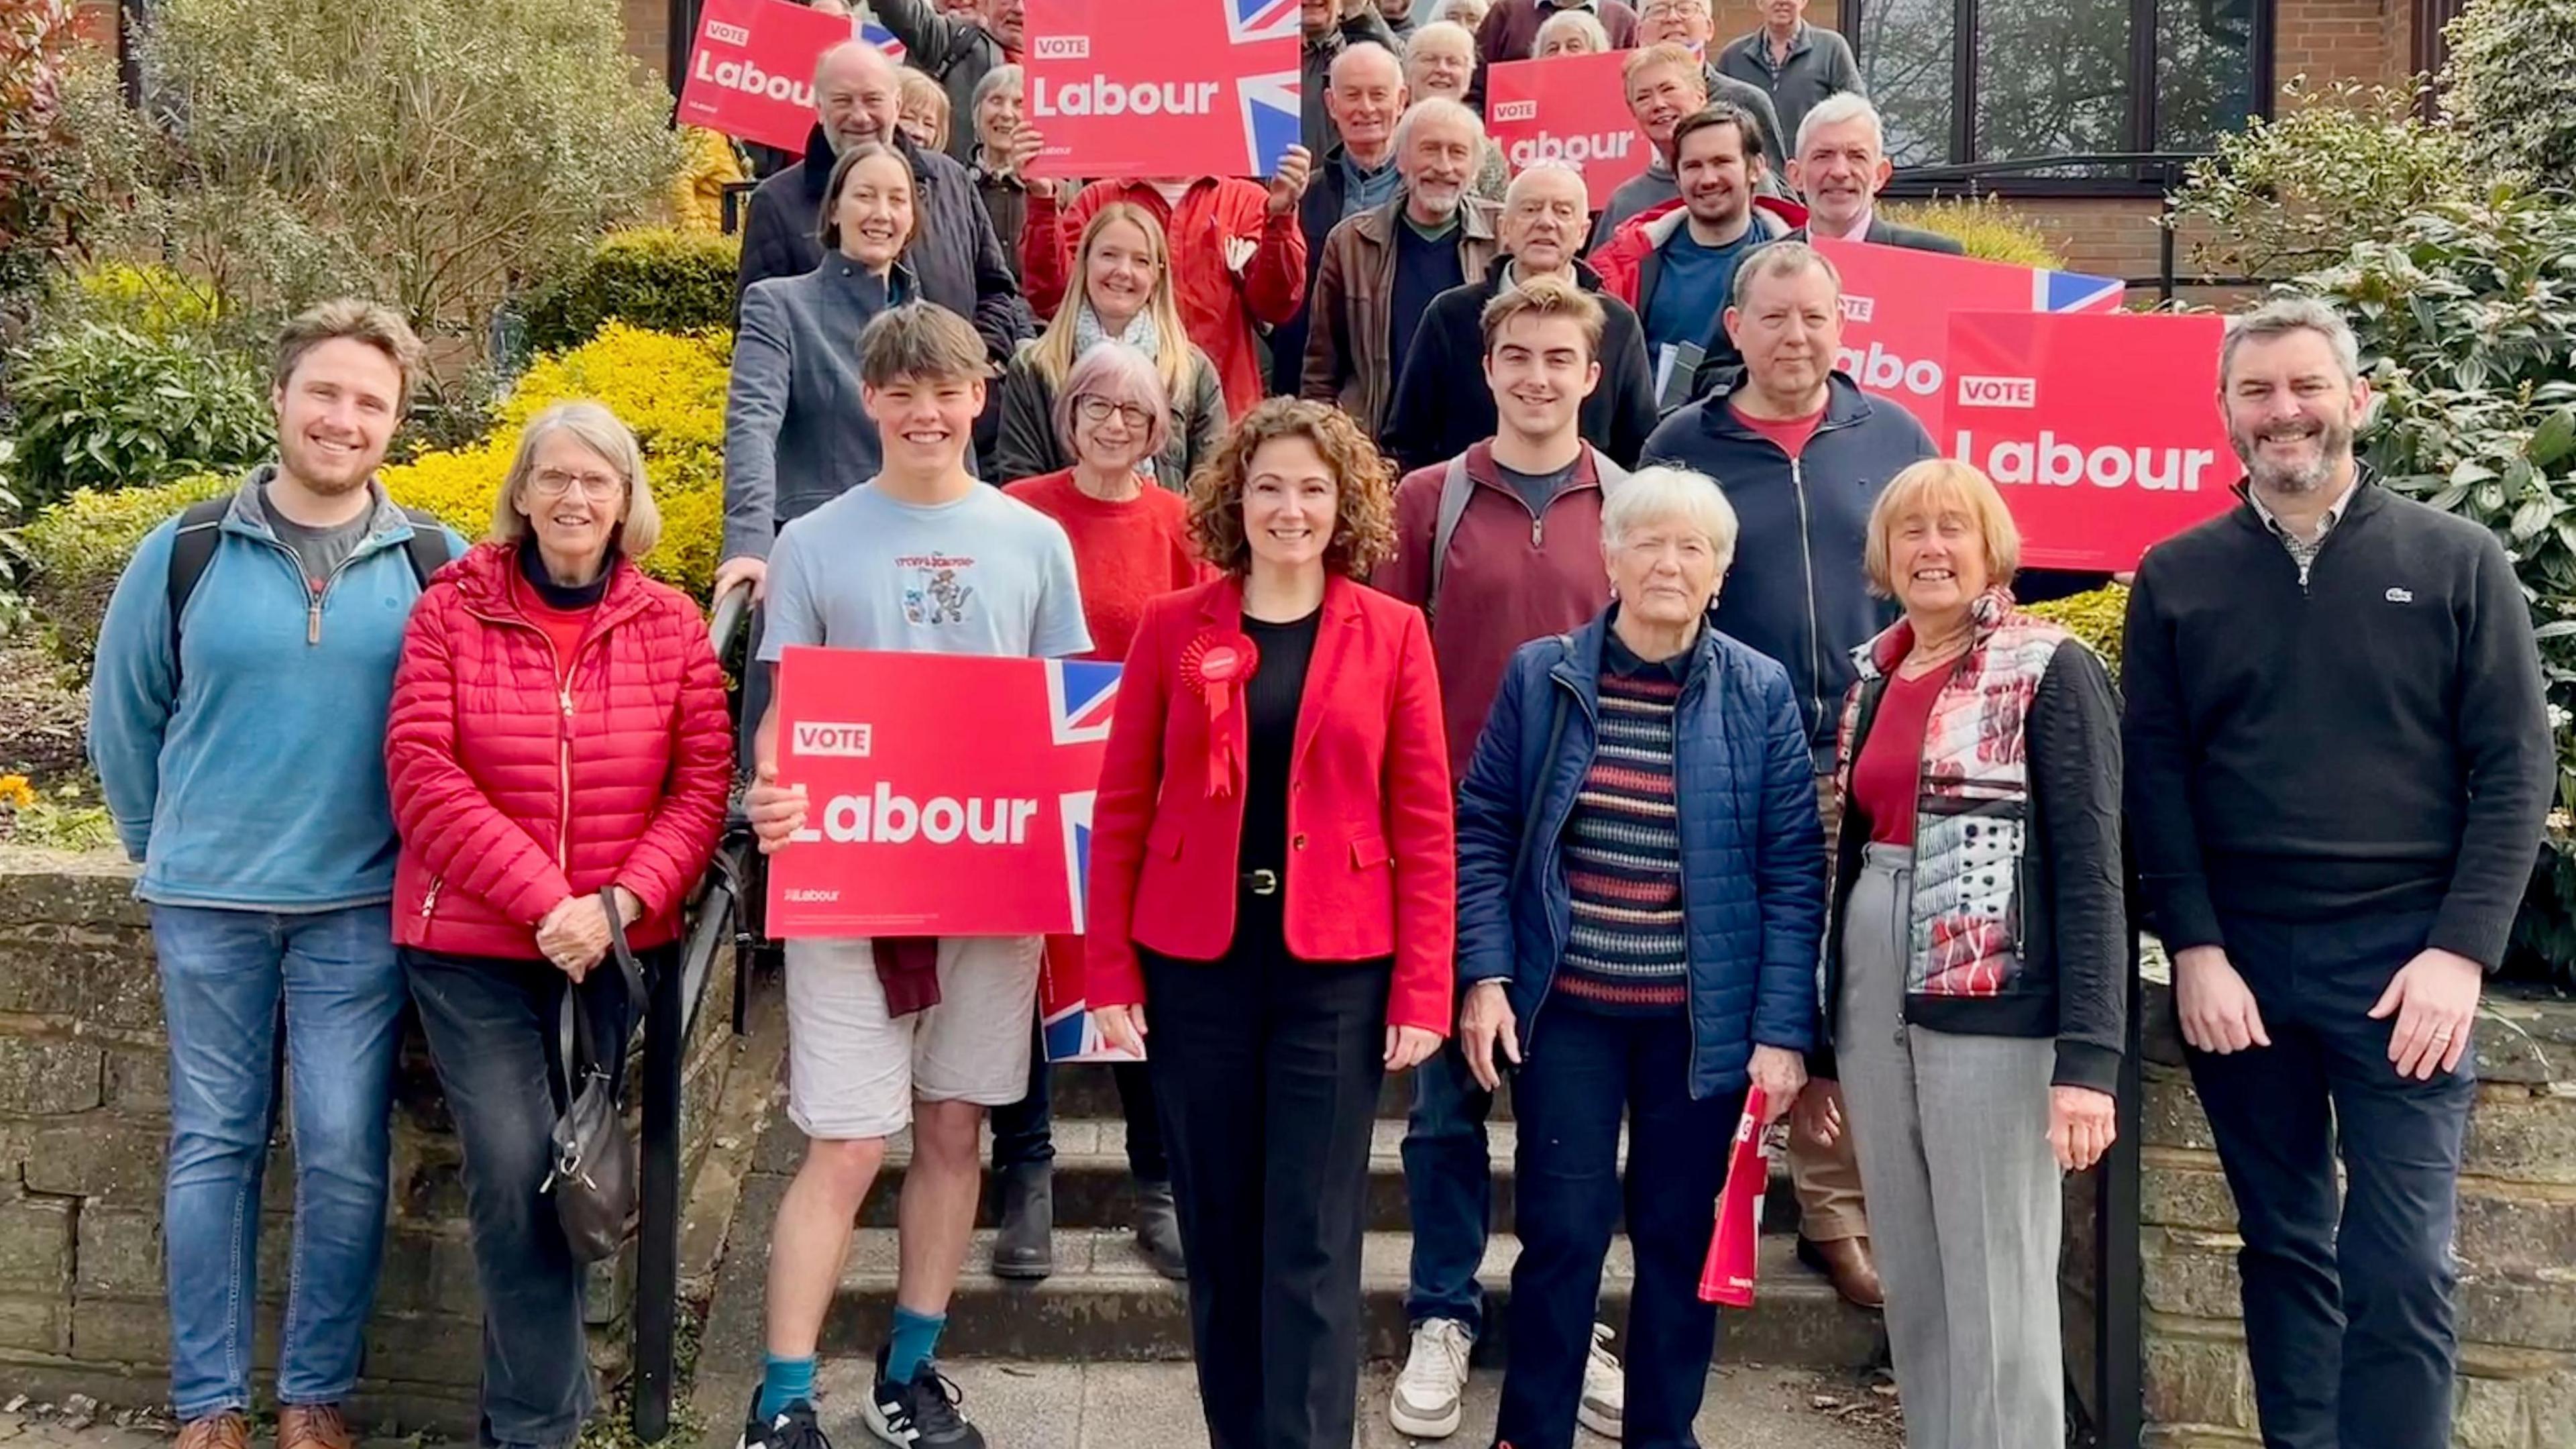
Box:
[1453,466,1825,1449]
[967,64,1030,274]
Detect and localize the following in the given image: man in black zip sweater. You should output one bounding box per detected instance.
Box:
[2123,297,2551,1449]
[1640,239,1934,1309]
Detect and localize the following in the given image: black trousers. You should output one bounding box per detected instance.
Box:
[402,947,645,1449]
[1142,896,1391,1449]
[989,1020,1169,1180]
[2186,908,2472,1449]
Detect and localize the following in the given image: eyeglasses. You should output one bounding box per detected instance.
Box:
[1075,396,1155,428]
[528,467,623,500]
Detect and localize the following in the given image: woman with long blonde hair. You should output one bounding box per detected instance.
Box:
[996,202,1226,490]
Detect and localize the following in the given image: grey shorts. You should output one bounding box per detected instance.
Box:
[783,934,1042,1141]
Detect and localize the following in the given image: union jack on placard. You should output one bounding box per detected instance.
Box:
[1229,0,1301,43]
[2035,266,2124,314]
[1046,659,1121,746]
[859,18,906,61]
[1238,70,1303,176]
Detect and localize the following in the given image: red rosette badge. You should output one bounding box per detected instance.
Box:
[1179,629,1260,798]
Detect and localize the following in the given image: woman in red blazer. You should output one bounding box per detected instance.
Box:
[1087,396,1456,1449]
[384,402,732,1448]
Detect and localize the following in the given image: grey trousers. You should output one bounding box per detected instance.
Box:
[1837,843,2064,1449]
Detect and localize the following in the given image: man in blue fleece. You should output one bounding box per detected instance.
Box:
[89,300,464,1449]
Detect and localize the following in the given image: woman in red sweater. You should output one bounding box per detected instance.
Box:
[384,402,733,1449]
[1085,398,1455,1449]
[989,343,1208,1283]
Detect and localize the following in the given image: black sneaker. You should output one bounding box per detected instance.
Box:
[861,1346,984,1448]
[736,1385,832,1449]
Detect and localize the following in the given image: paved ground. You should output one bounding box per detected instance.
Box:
[757,1359,1905,1449]
[0,1399,177,1449]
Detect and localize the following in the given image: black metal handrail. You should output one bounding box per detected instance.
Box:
[631,581,760,1442]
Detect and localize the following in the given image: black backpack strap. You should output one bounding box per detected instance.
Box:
[164,494,235,645]
[397,508,453,588]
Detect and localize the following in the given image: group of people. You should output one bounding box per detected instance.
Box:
[79,5,2551,1449]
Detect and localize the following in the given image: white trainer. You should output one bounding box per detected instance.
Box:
[1389,1317,1475,1439]
[1579,1323,1623,1440]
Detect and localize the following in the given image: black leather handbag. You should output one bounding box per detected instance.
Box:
[546,892,646,1264]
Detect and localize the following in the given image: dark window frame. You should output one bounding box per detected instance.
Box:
[1844,0,2278,198]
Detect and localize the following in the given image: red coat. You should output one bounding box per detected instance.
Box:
[1020,177,1307,421]
[387,542,734,959]
[1085,575,1458,1035]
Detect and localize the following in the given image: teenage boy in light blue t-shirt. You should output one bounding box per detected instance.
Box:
[737,303,1088,1449]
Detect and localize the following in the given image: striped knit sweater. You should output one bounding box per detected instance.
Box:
[1557,643,1688,1015]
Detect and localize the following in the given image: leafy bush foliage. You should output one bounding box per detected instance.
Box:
[2024,585,2127,675]
[2294,191,2576,985]
[2171,78,2484,284]
[5,322,273,512]
[523,230,743,356]
[24,324,733,673]
[0,1,99,338]
[1878,199,2066,270]
[53,262,229,342]
[99,0,682,356]
[2443,0,2576,196]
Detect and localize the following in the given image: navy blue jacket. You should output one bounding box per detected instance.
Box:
[1640,372,1937,758]
[1454,610,1827,1099]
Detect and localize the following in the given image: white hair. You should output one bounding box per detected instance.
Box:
[1328,38,1404,89]
[1428,0,1487,22]
[1503,160,1587,205]
[972,63,1022,115]
[1534,7,1610,52]
[1405,19,1476,62]
[1794,91,1886,159]
[1393,95,1485,154]
[1601,466,1740,578]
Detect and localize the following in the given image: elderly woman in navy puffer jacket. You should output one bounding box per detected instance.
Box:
[1452,465,1825,1449]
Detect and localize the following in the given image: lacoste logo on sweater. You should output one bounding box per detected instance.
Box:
[2386,587,2414,604]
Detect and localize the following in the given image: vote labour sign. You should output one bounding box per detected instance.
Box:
[1483,52,1649,210]
[1021,0,1301,180]
[1813,239,2125,425]
[765,647,1122,938]
[1943,310,2237,572]
[678,0,855,151]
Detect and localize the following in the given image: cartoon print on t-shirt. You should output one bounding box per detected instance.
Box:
[901,553,976,626]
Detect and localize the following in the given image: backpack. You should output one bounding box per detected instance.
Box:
[1426,448,1631,621]
[165,490,452,648]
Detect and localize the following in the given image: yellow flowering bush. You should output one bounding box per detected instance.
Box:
[25,323,734,676]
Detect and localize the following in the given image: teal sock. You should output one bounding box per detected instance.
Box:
[755,1354,816,1421]
[885,1306,947,1385]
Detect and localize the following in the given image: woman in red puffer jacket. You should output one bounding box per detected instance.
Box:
[385,400,731,1449]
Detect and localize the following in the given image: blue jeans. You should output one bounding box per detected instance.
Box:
[153,904,405,1421]
[1499,1007,1744,1449]
[2188,909,2471,1449]
[1400,1036,1493,1335]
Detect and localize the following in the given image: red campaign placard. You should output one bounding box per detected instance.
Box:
[764,647,1121,938]
[1021,0,1301,180]
[1813,238,2125,431]
[678,0,857,151]
[1943,310,2237,572]
[1484,52,1650,211]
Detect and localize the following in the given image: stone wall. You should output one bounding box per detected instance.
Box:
[2136,977,2576,1448]
[0,851,745,1434]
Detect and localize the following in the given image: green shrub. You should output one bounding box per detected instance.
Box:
[2024,585,2127,675]
[2171,78,2484,284]
[5,322,272,513]
[0,3,103,339]
[92,0,682,360]
[23,324,732,674]
[2443,0,2576,196]
[1878,199,2065,269]
[523,229,742,356]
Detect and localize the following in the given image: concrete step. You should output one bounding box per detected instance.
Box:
[845,1117,1805,1236]
[814,1224,1885,1368]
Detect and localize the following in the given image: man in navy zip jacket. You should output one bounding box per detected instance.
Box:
[2123,298,2551,1449]
[1638,240,1932,1308]
[89,301,468,1449]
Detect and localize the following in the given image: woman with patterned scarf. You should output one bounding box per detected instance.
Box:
[1792,458,2129,1449]
[994,203,1228,490]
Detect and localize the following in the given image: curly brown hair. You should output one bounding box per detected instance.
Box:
[1185,398,1398,578]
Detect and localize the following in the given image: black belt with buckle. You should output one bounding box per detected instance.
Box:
[1240,869,1280,896]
